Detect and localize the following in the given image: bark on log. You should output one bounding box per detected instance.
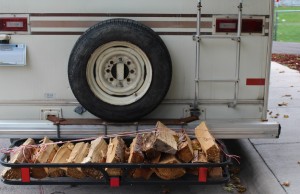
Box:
[142,132,161,160]
[176,132,193,163]
[128,134,144,164]
[132,168,154,180]
[195,122,220,163]
[191,139,202,150]
[208,167,223,178]
[48,142,74,177]
[154,122,177,154]
[188,139,208,176]
[31,137,59,179]
[128,134,150,179]
[66,142,90,179]
[143,122,177,156]
[81,137,107,179]
[144,131,177,156]
[154,154,186,180]
[1,138,35,180]
[191,139,207,163]
[192,150,207,163]
[106,137,126,176]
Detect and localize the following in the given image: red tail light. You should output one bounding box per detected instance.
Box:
[216,18,263,34]
[0,17,28,32]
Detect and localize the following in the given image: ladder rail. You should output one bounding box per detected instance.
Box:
[193,0,243,108]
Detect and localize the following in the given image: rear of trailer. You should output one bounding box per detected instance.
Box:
[0,0,280,139]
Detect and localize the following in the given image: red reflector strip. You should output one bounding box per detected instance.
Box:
[242,19,263,33]
[21,168,30,183]
[246,78,265,86]
[0,17,28,31]
[110,177,120,187]
[216,18,263,33]
[198,167,208,183]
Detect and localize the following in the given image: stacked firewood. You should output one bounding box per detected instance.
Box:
[1,122,223,180]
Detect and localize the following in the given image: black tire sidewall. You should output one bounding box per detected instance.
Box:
[68,19,172,121]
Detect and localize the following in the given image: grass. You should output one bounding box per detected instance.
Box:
[274,6,300,42]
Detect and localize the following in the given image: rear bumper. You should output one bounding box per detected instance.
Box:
[0,119,280,139]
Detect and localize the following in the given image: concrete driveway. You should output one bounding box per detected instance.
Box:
[250,61,300,194]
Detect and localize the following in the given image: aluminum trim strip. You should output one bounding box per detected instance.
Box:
[0,119,280,139]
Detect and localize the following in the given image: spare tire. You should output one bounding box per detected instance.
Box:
[68,19,172,122]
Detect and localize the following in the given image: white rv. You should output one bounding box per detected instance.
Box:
[0,0,280,139]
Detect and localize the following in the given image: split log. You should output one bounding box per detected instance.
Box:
[192,150,207,163]
[138,150,162,180]
[124,147,130,163]
[157,121,193,162]
[132,168,154,180]
[66,142,90,179]
[10,138,35,163]
[154,154,186,180]
[154,122,177,154]
[191,139,207,163]
[48,142,74,177]
[128,134,144,164]
[176,132,193,163]
[128,134,149,179]
[191,139,202,150]
[156,121,177,136]
[106,136,126,176]
[188,140,208,176]
[142,132,161,160]
[31,137,59,179]
[1,138,35,180]
[195,122,220,163]
[143,122,177,156]
[208,167,223,178]
[144,131,177,155]
[81,137,107,179]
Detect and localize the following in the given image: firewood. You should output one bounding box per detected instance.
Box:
[124,147,130,163]
[143,122,177,157]
[208,167,223,178]
[66,142,90,179]
[106,136,126,176]
[155,131,178,154]
[192,139,207,163]
[128,134,148,179]
[192,150,207,163]
[81,137,107,179]
[11,138,35,163]
[143,131,177,155]
[1,167,21,180]
[135,150,161,180]
[188,140,208,176]
[154,154,186,180]
[132,168,154,180]
[191,139,202,150]
[157,121,193,162]
[31,137,59,179]
[48,142,74,177]
[176,132,193,163]
[142,132,161,160]
[156,121,177,136]
[195,122,220,163]
[1,138,35,180]
[128,134,144,164]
